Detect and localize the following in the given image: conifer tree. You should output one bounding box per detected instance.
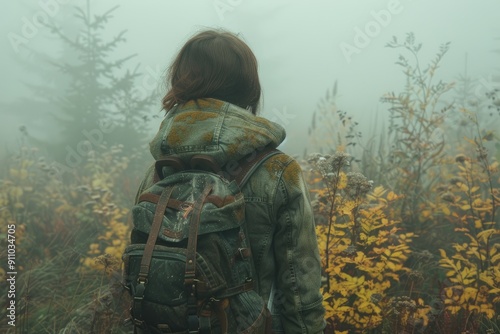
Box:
[45,0,157,164]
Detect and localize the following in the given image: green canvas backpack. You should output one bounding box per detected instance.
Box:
[122,148,280,334]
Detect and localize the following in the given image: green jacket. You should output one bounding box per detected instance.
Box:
[134,98,325,333]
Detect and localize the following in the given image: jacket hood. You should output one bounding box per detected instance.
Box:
[149,98,286,167]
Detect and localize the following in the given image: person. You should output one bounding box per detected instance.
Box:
[133,29,326,333]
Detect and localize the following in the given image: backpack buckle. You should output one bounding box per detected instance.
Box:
[134,280,147,302]
[187,314,200,334]
[237,247,251,259]
[132,318,145,328]
[137,278,147,284]
[137,274,148,285]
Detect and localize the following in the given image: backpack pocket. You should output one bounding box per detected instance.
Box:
[123,244,227,331]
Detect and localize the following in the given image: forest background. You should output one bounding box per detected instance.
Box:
[1,1,499,333]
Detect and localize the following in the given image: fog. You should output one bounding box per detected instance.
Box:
[2,2,500,332]
[2,0,499,156]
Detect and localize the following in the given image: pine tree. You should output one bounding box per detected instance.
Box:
[45,0,158,164]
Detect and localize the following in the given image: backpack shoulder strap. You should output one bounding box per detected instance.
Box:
[234,147,282,188]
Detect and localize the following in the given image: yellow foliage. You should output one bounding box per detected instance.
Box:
[307,156,421,331]
[80,210,130,273]
[438,223,499,319]
[0,144,134,279]
[432,132,500,324]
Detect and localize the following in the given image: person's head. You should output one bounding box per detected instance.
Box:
[162,29,261,115]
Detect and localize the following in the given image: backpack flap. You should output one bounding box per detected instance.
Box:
[133,172,245,243]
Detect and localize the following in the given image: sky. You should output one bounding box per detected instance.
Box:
[1,0,499,156]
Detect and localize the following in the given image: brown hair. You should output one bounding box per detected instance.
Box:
[162,29,261,114]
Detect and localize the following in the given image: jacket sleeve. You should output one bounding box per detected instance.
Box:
[272,159,326,333]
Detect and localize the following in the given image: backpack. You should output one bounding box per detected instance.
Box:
[122,147,280,334]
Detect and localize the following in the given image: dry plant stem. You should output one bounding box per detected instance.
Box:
[324,166,343,292]
[473,137,496,273]
[408,47,430,192]
[351,194,362,245]
[464,160,478,232]
[471,116,496,270]
[325,191,337,292]
[473,129,497,227]
[325,197,336,292]
[408,280,414,299]
[462,157,487,276]
[463,310,474,333]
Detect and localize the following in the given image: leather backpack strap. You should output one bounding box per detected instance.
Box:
[132,186,175,328]
[184,184,213,333]
[234,147,282,188]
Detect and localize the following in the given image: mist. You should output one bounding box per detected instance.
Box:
[3,0,499,155]
[1,1,499,333]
